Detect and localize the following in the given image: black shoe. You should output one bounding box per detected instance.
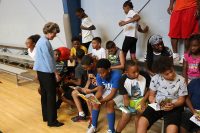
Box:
[48,121,64,127]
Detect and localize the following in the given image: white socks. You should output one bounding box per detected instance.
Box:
[79,111,85,117]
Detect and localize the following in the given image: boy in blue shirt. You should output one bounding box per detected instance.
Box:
[180,63,200,133]
[87,59,122,133]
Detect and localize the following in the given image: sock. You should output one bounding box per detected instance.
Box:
[79,111,85,117]
[91,110,99,128]
[107,112,115,132]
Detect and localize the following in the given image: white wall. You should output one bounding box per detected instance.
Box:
[81,0,181,59]
[0,0,66,49]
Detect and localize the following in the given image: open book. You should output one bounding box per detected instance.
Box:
[69,86,81,90]
[148,103,161,111]
[78,93,101,104]
[118,105,137,114]
[190,115,200,126]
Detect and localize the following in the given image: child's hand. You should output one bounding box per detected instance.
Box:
[55,74,61,82]
[167,6,173,15]
[124,97,130,107]
[81,88,91,94]
[194,110,200,121]
[119,21,126,26]
[138,101,146,113]
[163,103,174,111]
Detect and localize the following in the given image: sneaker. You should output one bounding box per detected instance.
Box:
[107,129,115,133]
[71,115,86,122]
[87,125,96,133]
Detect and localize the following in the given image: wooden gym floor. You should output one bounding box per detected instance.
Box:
[0,70,161,133]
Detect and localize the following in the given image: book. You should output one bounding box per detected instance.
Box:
[118,105,137,114]
[69,86,81,90]
[190,115,200,126]
[148,103,161,111]
[78,93,101,104]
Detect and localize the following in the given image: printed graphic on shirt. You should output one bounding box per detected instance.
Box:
[131,82,142,99]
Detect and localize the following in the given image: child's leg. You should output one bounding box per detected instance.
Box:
[134,114,142,132]
[137,106,162,133]
[116,112,131,133]
[71,90,85,116]
[163,107,183,133]
[129,37,137,60]
[106,100,116,132]
[91,104,100,128]
[166,125,178,133]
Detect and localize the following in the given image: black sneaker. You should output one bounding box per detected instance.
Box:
[71,115,86,122]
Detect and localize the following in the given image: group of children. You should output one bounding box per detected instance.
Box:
[24,0,200,132]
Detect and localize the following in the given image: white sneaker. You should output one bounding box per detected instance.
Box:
[107,129,114,133]
[87,125,96,133]
[173,53,180,61]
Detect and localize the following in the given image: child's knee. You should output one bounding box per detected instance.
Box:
[72,90,79,97]
[122,112,131,120]
[106,100,115,111]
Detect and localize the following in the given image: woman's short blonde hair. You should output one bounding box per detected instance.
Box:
[43,22,60,34]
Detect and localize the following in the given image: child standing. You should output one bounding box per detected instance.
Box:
[91,37,106,60]
[146,35,173,76]
[137,56,188,133]
[25,34,40,60]
[183,34,200,83]
[87,59,122,133]
[106,41,125,70]
[180,63,200,133]
[76,8,96,49]
[116,60,150,133]
[119,0,140,60]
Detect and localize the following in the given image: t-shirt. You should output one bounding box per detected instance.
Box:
[55,61,68,77]
[107,48,121,66]
[96,70,122,98]
[188,78,200,110]
[88,69,97,89]
[174,0,197,11]
[150,74,188,103]
[28,48,36,60]
[92,47,106,60]
[75,63,87,87]
[123,10,138,38]
[119,74,147,100]
[184,53,200,79]
[81,17,94,43]
[70,45,87,57]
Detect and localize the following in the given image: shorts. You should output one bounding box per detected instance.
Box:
[181,110,200,132]
[168,6,199,39]
[82,41,91,50]
[62,85,74,100]
[122,36,137,54]
[142,106,183,129]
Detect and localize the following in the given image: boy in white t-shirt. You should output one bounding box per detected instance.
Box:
[137,57,188,133]
[76,8,96,50]
[119,0,140,60]
[91,37,106,60]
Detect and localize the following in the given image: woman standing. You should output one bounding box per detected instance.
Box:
[33,22,64,127]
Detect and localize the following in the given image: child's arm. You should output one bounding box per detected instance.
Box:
[100,89,118,104]
[164,96,186,111]
[80,25,96,30]
[68,78,81,86]
[110,51,125,70]
[185,95,197,114]
[138,25,149,33]
[119,14,140,26]
[149,90,156,103]
[95,86,104,99]
[167,0,175,15]
[123,94,130,107]
[183,59,188,84]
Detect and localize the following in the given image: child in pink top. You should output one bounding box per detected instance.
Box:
[183,34,200,83]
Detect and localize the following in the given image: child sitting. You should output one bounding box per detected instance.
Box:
[70,37,87,60]
[180,63,200,133]
[91,37,106,60]
[25,34,40,60]
[87,59,122,133]
[116,60,150,133]
[146,34,173,76]
[61,49,88,109]
[106,41,125,70]
[183,34,200,84]
[70,55,98,123]
[137,56,188,133]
